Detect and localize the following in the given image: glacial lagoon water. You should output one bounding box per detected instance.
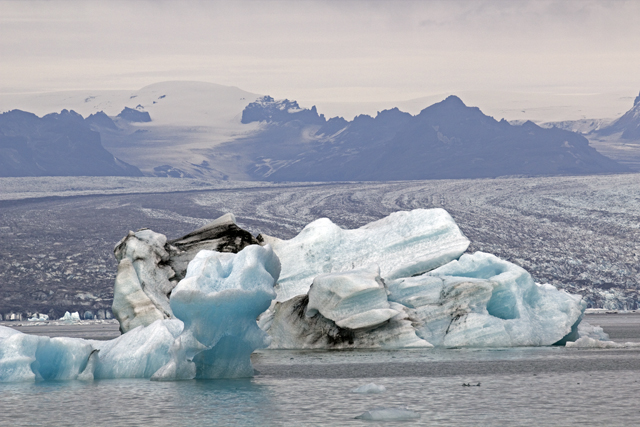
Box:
[1,315,639,426]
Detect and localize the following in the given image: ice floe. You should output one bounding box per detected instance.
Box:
[565,337,640,348]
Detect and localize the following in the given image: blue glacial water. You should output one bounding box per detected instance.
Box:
[1,345,640,426]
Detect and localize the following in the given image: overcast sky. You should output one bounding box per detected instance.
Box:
[1,0,640,107]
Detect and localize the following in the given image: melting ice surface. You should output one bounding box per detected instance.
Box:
[0,245,280,383]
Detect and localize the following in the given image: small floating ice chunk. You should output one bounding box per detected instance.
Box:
[28,313,49,322]
[576,321,611,341]
[355,407,420,421]
[566,337,640,348]
[60,311,81,322]
[351,383,386,394]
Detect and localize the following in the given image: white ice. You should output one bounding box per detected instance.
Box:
[351,383,386,394]
[576,321,611,341]
[112,229,174,333]
[566,337,640,348]
[28,314,49,322]
[270,208,469,301]
[60,311,81,322]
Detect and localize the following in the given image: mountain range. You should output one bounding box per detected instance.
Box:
[0,109,142,177]
[1,82,638,180]
[224,95,627,181]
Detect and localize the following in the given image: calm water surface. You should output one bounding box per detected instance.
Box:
[1,315,639,426]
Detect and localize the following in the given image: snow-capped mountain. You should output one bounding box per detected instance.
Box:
[576,91,640,172]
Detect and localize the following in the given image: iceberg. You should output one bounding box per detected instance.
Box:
[388,252,585,347]
[264,252,584,349]
[267,209,470,301]
[0,208,597,383]
[0,244,279,383]
[0,327,94,383]
[306,265,399,330]
[112,213,260,333]
[152,246,280,380]
[60,311,81,322]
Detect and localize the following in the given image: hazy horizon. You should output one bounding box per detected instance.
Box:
[2,0,639,115]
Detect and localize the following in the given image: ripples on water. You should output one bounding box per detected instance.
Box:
[1,346,639,426]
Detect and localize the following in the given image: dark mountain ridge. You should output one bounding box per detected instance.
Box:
[230,95,628,181]
[0,109,142,177]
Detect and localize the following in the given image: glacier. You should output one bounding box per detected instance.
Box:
[0,208,604,382]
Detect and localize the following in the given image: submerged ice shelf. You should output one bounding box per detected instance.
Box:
[0,208,608,383]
